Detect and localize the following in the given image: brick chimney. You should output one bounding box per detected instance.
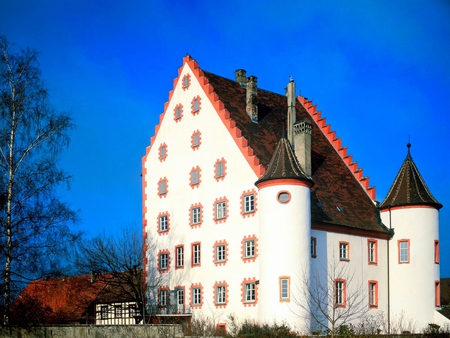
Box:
[246,75,258,122]
[235,69,247,87]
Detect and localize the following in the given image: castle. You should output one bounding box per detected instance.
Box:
[142,56,446,333]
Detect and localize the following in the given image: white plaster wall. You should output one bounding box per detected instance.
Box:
[143,63,260,323]
[381,207,440,330]
[257,183,311,332]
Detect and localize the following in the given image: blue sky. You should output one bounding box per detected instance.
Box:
[1,1,449,275]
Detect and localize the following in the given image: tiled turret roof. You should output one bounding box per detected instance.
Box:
[379,144,442,210]
[255,137,312,186]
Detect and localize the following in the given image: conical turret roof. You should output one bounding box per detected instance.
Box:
[379,144,442,210]
[255,137,312,186]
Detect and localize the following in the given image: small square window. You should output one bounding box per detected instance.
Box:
[160,290,168,306]
[158,178,167,196]
[193,133,199,147]
[243,194,254,213]
[114,305,122,318]
[216,162,224,178]
[216,245,226,262]
[192,170,199,185]
[101,305,108,319]
[339,242,349,261]
[192,207,201,225]
[159,215,168,232]
[245,283,256,302]
[245,240,255,258]
[216,201,226,220]
[216,286,226,304]
[192,243,201,266]
[193,99,199,112]
[160,253,168,270]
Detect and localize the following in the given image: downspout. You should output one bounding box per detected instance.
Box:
[387,206,392,335]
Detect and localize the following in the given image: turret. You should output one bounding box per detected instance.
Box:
[255,136,313,332]
[380,143,443,328]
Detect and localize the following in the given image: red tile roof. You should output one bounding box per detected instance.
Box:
[197,63,390,237]
[379,144,442,210]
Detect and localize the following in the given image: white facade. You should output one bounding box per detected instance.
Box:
[142,56,446,333]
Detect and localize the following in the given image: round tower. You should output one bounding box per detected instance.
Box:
[379,143,443,328]
[255,137,313,333]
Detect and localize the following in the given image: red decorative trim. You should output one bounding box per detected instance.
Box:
[241,277,258,307]
[367,239,378,265]
[189,166,202,188]
[213,281,229,308]
[398,239,410,264]
[339,241,350,261]
[335,278,347,308]
[182,73,191,90]
[173,103,184,122]
[435,240,440,264]
[216,323,227,336]
[312,223,392,240]
[156,211,170,236]
[213,196,229,224]
[368,280,378,308]
[212,240,229,266]
[182,56,265,177]
[436,280,441,307]
[191,130,201,150]
[175,244,184,270]
[157,249,171,273]
[214,158,227,181]
[380,204,440,212]
[191,95,202,115]
[256,179,312,189]
[241,235,258,263]
[191,242,201,267]
[189,283,204,309]
[299,95,376,200]
[189,203,204,228]
[158,143,168,162]
[158,177,168,197]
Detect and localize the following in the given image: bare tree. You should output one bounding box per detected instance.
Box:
[295,258,369,337]
[0,36,78,326]
[75,226,167,323]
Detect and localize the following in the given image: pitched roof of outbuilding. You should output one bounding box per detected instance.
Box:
[379,144,442,210]
[170,56,390,237]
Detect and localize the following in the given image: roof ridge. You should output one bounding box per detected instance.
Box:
[298,95,376,201]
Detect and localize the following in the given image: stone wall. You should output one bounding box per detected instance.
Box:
[0,324,184,338]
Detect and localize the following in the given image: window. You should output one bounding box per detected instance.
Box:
[436,281,441,307]
[177,288,184,307]
[335,279,346,307]
[159,143,167,161]
[214,158,227,181]
[160,289,168,306]
[339,242,349,261]
[243,194,254,213]
[192,207,201,225]
[114,305,122,318]
[176,245,184,268]
[160,253,168,270]
[311,237,317,258]
[216,286,226,304]
[159,215,168,232]
[368,281,378,308]
[435,240,440,264]
[182,73,190,89]
[280,277,290,301]
[174,104,183,121]
[398,240,410,263]
[191,96,201,115]
[216,201,226,219]
[245,283,256,302]
[245,240,255,258]
[190,166,201,188]
[192,243,201,266]
[216,245,226,262]
[158,178,168,196]
[368,240,377,264]
[193,288,201,305]
[129,305,138,317]
[191,130,201,150]
[277,191,291,203]
[101,305,108,319]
